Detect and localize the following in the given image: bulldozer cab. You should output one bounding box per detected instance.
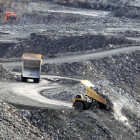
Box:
[5,12,18,22]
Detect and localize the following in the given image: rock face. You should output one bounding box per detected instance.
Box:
[21,105,139,140]
[53,0,140,18]
[0,100,50,140]
[0,63,18,81]
[0,3,5,22]
[0,33,134,59]
[42,50,140,95]
[39,50,140,140]
[1,0,140,140]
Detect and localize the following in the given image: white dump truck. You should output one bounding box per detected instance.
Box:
[21,53,42,83]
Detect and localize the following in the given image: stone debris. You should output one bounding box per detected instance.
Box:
[0,1,140,140]
[0,32,134,59]
[0,64,19,81]
[0,100,50,140]
[39,50,140,140]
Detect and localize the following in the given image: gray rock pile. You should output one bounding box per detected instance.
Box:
[42,50,140,95]
[0,33,134,59]
[0,64,19,81]
[21,108,113,140]
[114,6,140,18]
[39,50,140,140]
[21,105,139,140]
[0,100,50,140]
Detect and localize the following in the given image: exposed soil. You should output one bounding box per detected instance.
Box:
[39,50,140,140]
[0,63,18,81]
[1,7,140,60]
[0,100,50,140]
[114,5,140,18]
[41,50,140,97]
[1,0,140,140]
[0,32,135,59]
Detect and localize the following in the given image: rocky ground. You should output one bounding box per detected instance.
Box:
[39,51,140,140]
[0,65,49,140]
[0,63,18,81]
[12,50,140,140]
[0,10,138,59]
[1,0,140,140]
[41,50,140,108]
[0,100,50,140]
[2,33,134,59]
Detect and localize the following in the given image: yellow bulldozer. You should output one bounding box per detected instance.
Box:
[72,80,107,111]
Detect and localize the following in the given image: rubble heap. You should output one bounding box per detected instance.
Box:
[0,64,18,81]
[39,50,140,140]
[2,33,134,59]
[0,100,50,140]
[21,106,138,140]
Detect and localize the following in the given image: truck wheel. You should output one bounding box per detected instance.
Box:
[21,75,25,82]
[74,102,83,112]
[90,102,99,110]
[34,78,39,83]
[21,75,27,82]
[24,78,27,82]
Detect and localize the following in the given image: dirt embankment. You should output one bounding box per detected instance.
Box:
[0,33,134,59]
[0,100,50,140]
[21,107,137,140]
[1,0,140,20]
[42,50,140,95]
[38,50,140,139]
[17,12,87,25]
[51,0,128,10]
[114,6,140,18]
[0,3,5,23]
[0,42,16,58]
[50,0,140,18]
[0,63,18,81]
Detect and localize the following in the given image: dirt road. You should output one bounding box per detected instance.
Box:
[0,45,140,109]
[3,46,140,70]
[0,78,74,109]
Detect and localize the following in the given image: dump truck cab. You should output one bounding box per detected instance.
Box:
[5,12,18,22]
[72,80,107,111]
[21,53,42,83]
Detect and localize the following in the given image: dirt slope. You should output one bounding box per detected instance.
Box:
[2,33,133,59]
[0,100,50,140]
[38,50,140,139]
[0,0,140,140]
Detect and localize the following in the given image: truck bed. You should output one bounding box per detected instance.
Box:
[22,66,40,78]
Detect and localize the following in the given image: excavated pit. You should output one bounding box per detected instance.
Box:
[1,0,140,140]
[11,50,140,140]
[39,50,140,140]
